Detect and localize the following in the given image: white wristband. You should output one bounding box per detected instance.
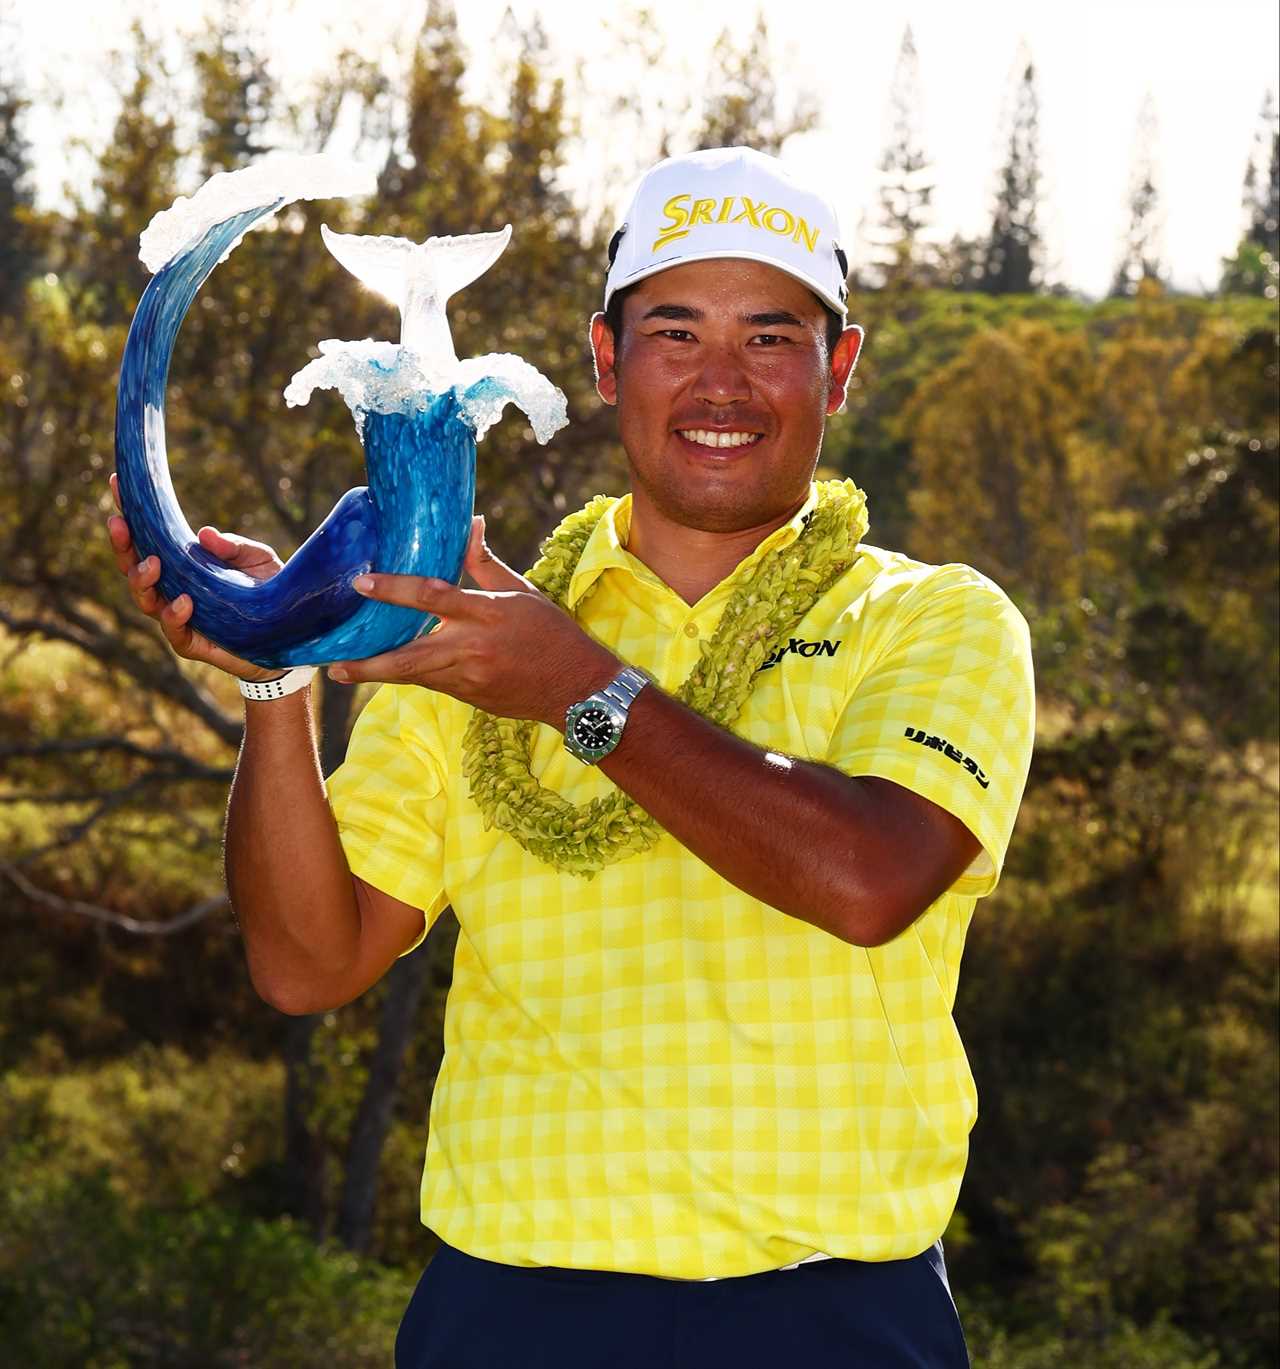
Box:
[238,666,318,702]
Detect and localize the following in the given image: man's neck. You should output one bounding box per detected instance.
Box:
[625,490,807,606]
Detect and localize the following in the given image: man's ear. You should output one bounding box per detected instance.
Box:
[826,323,864,416]
[590,312,618,406]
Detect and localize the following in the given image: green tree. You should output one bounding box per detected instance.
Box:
[60,24,179,328]
[1222,90,1279,298]
[0,15,34,315]
[904,318,1094,605]
[696,14,817,155]
[981,52,1044,295]
[863,25,934,288]
[375,0,498,232]
[1244,89,1279,258]
[1111,94,1166,297]
[193,0,274,177]
[3,14,1279,1363]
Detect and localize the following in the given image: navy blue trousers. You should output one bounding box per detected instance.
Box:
[395,1237,970,1368]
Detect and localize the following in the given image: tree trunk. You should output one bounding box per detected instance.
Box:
[335,945,433,1251]
[281,1011,328,1233]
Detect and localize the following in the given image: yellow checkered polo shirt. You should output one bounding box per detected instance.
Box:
[326,485,1036,1280]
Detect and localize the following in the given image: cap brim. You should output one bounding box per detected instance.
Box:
[605,246,848,319]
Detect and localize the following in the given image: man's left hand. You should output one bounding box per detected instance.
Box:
[327,516,620,728]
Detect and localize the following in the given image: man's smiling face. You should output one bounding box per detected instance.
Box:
[591,258,861,538]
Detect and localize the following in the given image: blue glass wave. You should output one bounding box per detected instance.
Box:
[114,205,476,669]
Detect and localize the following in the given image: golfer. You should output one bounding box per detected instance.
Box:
[109,147,1035,1367]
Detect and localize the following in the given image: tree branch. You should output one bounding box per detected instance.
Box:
[0,860,227,936]
[0,604,244,746]
[0,735,233,782]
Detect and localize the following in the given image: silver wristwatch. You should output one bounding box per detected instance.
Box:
[563,666,650,765]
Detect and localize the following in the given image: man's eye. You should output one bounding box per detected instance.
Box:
[658,328,694,342]
[751,334,789,346]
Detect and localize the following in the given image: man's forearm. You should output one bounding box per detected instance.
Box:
[596,685,979,947]
[225,688,362,1009]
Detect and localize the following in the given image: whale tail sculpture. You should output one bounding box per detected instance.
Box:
[318,222,512,370]
[114,155,567,670]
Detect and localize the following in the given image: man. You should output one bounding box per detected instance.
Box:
[109,147,1034,1367]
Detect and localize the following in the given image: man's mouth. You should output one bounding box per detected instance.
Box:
[675,429,763,450]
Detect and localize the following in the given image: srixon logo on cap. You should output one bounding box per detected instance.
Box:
[652,194,822,255]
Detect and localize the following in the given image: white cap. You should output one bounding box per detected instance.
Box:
[603,147,849,318]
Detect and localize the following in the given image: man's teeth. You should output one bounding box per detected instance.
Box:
[678,429,762,449]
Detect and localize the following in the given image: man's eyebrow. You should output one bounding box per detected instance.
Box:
[743,311,806,328]
[638,305,809,328]
[639,304,702,322]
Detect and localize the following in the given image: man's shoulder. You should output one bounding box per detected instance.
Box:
[835,543,1026,627]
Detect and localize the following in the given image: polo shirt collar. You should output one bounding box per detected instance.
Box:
[564,483,821,611]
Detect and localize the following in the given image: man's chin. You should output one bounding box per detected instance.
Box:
[645,486,805,538]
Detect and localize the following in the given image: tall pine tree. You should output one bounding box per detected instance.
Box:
[1111,93,1166,297]
[1221,89,1279,297]
[697,15,816,154]
[1244,88,1279,258]
[981,52,1043,295]
[0,16,34,314]
[863,25,933,287]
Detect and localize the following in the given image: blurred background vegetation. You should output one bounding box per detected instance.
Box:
[0,2,1276,1365]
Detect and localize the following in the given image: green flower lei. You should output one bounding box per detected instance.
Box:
[460,478,870,877]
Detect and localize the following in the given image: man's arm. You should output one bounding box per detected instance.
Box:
[328,527,980,949]
[225,690,426,1013]
[107,484,424,1013]
[593,690,979,946]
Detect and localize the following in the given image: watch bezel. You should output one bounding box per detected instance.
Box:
[564,694,627,763]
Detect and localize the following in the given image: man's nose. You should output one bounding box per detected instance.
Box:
[691,348,751,406]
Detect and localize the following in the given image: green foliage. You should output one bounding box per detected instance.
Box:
[0,1173,409,1367]
[0,14,34,314]
[193,1,274,177]
[1222,92,1278,298]
[1242,93,1279,260]
[697,15,817,155]
[1220,238,1279,299]
[0,1049,411,1365]
[961,1307,1223,1369]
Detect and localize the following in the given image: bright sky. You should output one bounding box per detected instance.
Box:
[11,0,1280,297]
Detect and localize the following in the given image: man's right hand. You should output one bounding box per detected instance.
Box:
[106,472,286,683]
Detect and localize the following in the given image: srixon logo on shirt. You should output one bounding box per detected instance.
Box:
[759,637,842,670]
[905,727,990,789]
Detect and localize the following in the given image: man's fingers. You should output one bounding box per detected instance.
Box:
[158,593,199,654]
[352,572,473,617]
[109,472,121,513]
[198,524,278,563]
[197,525,240,559]
[197,525,262,569]
[107,514,139,575]
[327,639,455,686]
[127,554,164,615]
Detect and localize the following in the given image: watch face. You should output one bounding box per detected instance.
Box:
[571,706,616,751]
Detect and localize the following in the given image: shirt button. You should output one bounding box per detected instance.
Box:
[683,622,699,639]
